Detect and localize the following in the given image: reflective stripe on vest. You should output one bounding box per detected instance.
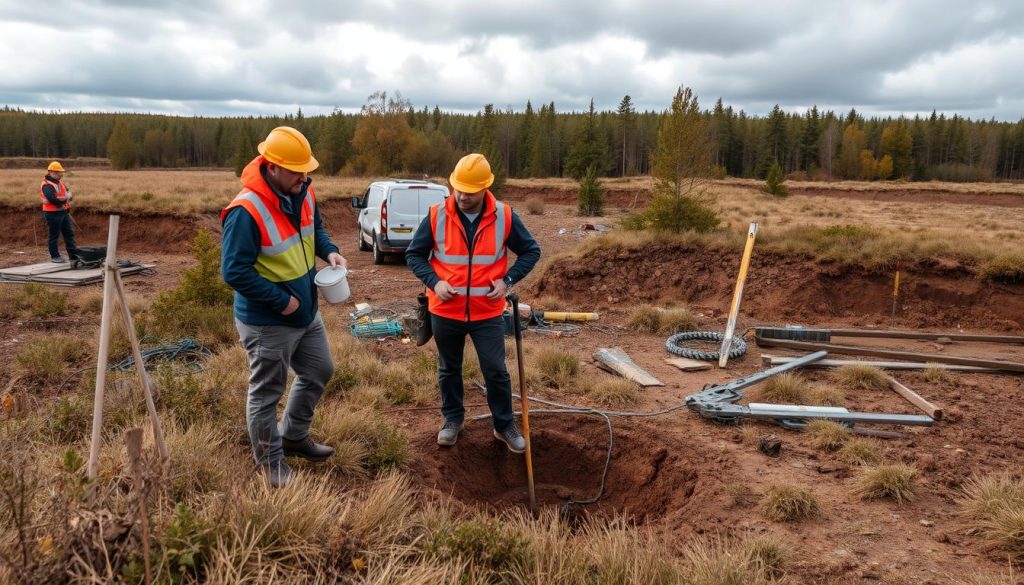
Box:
[452,286,494,296]
[432,203,508,265]
[39,179,68,212]
[227,189,315,283]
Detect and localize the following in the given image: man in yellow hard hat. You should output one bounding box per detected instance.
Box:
[406,153,541,452]
[39,161,79,262]
[220,126,347,488]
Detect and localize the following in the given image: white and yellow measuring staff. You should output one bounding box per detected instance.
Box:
[719,222,758,368]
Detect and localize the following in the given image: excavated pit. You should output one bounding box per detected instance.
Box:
[406,415,699,522]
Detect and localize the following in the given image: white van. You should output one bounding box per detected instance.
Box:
[351,180,449,264]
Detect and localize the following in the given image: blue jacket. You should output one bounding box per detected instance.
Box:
[221,159,339,327]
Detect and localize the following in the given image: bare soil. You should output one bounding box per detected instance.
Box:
[2,191,1023,584]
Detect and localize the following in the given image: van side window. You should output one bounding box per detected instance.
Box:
[368,186,385,208]
[360,188,371,208]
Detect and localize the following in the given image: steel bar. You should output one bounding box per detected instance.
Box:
[761,355,997,373]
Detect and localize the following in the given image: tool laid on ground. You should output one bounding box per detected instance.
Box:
[594,347,664,386]
[719,222,758,368]
[508,293,537,514]
[684,351,935,427]
[537,311,599,322]
[891,262,901,328]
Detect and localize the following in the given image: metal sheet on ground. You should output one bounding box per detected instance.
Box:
[0,262,154,286]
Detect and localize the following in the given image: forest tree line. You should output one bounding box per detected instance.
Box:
[2,90,1024,182]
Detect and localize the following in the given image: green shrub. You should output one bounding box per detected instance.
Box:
[978,254,1024,284]
[642,193,720,233]
[763,161,789,197]
[0,283,69,319]
[45,395,91,444]
[15,335,90,383]
[425,516,531,577]
[577,165,605,216]
[156,365,219,427]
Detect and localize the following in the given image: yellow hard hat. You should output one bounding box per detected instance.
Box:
[257,126,319,173]
[47,161,65,172]
[449,153,494,193]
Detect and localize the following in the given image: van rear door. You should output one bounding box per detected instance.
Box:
[386,186,448,244]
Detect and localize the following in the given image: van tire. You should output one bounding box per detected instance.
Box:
[357,229,370,251]
[372,233,385,265]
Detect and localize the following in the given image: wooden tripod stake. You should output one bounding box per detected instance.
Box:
[719,222,758,368]
[86,215,169,480]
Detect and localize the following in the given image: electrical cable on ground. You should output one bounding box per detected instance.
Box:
[110,338,211,372]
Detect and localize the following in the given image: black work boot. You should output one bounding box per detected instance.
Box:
[282,436,335,462]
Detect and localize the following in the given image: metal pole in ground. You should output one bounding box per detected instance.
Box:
[509,293,537,513]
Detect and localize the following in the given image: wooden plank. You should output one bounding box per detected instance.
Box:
[719,222,758,368]
[665,357,713,371]
[88,215,120,481]
[886,375,943,420]
[594,347,664,386]
[830,329,1024,345]
[761,355,997,373]
[755,337,1024,373]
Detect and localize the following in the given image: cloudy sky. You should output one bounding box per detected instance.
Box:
[2,0,1022,120]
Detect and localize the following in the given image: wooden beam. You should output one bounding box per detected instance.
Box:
[886,375,943,420]
[761,355,997,373]
[87,215,120,480]
[830,329,1024,345]
[719,222,758,368]
[754,337,1024,373]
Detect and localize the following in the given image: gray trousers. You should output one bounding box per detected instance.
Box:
[235,314,334,467]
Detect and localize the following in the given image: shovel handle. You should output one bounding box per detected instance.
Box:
[507,293,536,512]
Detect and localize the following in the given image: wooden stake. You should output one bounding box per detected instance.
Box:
[509,294,537,514]
[87,215,120,480]
[719,222,758,368]
[112,270,169,469]
[886,375,943,420]
[125,428,152,585]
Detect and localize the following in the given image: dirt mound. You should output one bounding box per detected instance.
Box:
[531,243,1024,331]
[406,415,699,522]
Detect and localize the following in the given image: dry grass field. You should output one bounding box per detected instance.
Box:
[1,169,1023,584]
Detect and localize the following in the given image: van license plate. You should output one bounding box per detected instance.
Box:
[391,228,412,234]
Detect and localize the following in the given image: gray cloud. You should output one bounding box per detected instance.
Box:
[1,0,1022,119]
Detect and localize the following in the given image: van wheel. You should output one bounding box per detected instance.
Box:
[357,229,370,251]
[372,234,385,265]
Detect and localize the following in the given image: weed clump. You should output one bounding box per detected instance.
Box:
[805,420,849,451]
[534,344,579,387]
[855,464,917,504]
[837,437,884,466]
[425,516,532,578]
[834,364,889,390]
[627,304,699,335]
[524,195,545,215]
[761,484,822,522]
[959,475,1024,560]
[759,373,809,404]
[584,377,639,407]
[978,254,1024,284]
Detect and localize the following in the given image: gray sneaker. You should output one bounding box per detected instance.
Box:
[51,256,67,263]
[493,425,526,454]
[437,420,464,446]
[260,460,293,488]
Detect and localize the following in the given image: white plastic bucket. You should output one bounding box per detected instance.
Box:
[314,267,350,304]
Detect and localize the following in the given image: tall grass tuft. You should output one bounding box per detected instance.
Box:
[761,484,822,522]
[855,464,917,504]
[805,420,849,451]
[833,364,889,390]
[758,372,809,404]
[959,475,1024,560]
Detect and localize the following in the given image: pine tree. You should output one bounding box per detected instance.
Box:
[517,101,535,177]
[643,86,719,233]
[800,106,820,172]
[564,99,610,180]
[233,124,254,177]
[616,95,635,176]
[474,104,507,195]
[763,161,788,196]
[106,120,139,170]
[577,165,604,216]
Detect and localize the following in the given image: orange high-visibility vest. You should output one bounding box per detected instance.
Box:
[221,158,316,283]
[39,177,68,212]
[427,192,512,321]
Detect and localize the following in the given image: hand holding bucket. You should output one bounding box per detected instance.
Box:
[315,266,350,304]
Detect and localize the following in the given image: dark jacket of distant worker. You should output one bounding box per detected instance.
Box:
[406,153,541,453]
[220,126,346,489]
[40,161,79,263]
